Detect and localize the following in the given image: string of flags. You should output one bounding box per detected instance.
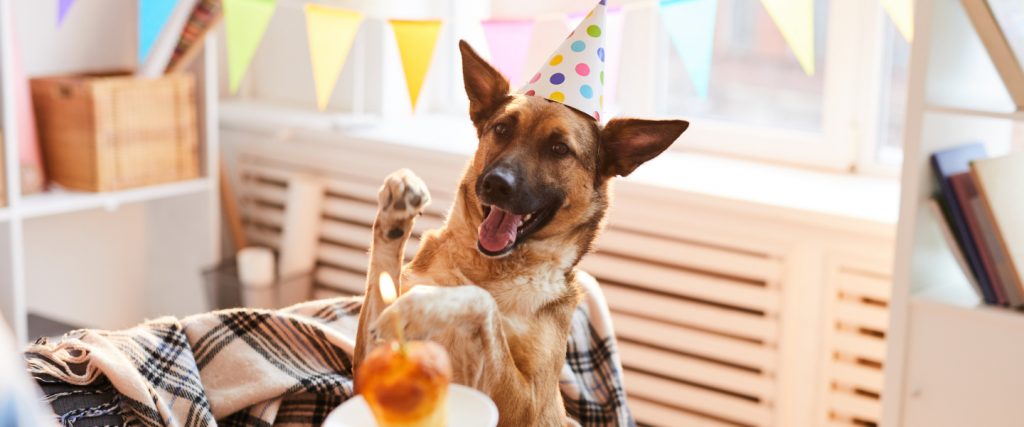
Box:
[56,0,915,110]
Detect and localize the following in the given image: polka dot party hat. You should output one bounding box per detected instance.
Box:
[520,0,606,121]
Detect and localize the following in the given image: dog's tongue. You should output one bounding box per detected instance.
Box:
[479,207,521,253]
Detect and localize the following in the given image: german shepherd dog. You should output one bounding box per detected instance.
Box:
[354,41,688,426]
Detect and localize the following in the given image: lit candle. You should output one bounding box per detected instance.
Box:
[378,272,407,352]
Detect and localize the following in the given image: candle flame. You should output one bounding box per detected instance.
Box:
[379,272,397,304]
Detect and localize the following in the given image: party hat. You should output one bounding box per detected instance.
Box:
[519,0,606,121]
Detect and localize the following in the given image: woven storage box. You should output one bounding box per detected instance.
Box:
[30,72,199,192]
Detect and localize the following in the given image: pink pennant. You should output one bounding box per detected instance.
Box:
[481,19,535,87]
[57,0,75,27]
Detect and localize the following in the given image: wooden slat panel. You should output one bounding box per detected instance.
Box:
[618,342,771,399]
[316,266,365,295]
[583,253,779,313]
[837,271,891,302]
[829,391,880,422]
[247,228,281,249]
[318,244,369,273]
[832,330,887,362]
[596,228,780,282]
[603,284,776,342]
[835,300,889,331]
[612,312,774,371]
[240,182,287,205]
[625,370,770,427]
[323,198,378,224]
[320,219,372,248]
[629,398,739,427]
[831,361,884,394]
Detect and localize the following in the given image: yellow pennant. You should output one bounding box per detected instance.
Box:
[759,0,815,75]
[304,4,363,111]
[880,0,913,42]
[389,19,443,112]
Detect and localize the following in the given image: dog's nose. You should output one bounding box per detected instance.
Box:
[481,167,516,199]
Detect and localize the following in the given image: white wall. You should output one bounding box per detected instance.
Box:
[13,0,134,76]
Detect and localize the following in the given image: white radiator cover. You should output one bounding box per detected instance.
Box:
[223,125,895,427]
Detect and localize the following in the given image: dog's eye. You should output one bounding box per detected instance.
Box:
[551,143,570,156]
[494,123,509,136]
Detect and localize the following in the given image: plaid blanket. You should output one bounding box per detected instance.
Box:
[25,277,633,427]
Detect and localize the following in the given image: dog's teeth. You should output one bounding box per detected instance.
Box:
[525,214,532,222]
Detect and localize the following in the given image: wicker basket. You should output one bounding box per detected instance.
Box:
[30,72,200,192]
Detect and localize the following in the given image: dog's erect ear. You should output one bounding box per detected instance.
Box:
[459,40,510,125]
[600,118,689,177]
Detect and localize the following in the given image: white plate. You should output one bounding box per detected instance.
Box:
[324,384,499,427]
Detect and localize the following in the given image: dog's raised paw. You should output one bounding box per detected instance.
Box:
[377,169,431,240]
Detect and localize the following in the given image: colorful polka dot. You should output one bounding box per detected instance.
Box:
[529,73,541,84]
[550,73,565,85]
[575,63,590,76]
[579,84,593,99]
[525,89,536,96]
[600,71,604,84]
[597,48,605,62]
[571,41,586,52]
[587,25,601,37]
[549,91,565,103]
[594,111,601,120]
[550,55,563,66]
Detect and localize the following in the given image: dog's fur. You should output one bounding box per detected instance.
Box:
[353,41,688,426]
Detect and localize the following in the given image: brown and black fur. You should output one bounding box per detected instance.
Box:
[354,40,689,427]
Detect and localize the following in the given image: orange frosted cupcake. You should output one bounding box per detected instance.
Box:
[356,341,452,427]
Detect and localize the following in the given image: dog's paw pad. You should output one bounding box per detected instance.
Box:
[377,169,431,239]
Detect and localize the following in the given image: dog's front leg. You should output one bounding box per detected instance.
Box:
[354,169,430,370]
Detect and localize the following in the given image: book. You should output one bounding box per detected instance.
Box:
[931,143,1000,304]
[950,173,1020,305]
[971,152,1024,301]
[166,0,223,74]
[929,198,984,300]
[137,0,201,78]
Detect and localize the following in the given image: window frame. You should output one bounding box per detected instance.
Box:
[643,0,901,174]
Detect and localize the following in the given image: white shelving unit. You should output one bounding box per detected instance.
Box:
[882,0,1023,425]
[0,2,221,342]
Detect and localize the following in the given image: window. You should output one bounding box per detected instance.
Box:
[875,12,911,166]
[659,0,830,132]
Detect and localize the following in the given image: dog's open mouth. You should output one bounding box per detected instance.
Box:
[477,204,557,257]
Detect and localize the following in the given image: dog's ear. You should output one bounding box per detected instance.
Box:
[459,40,510,125]
[600,118,689,177]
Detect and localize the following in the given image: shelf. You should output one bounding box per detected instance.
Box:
[18,179,211,219]
[924,103,1024,121]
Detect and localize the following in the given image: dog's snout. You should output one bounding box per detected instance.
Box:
[481,167,517,200]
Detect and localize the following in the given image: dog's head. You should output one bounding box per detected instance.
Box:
[458,40,688,258]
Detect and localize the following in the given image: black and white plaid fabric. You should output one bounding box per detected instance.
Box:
[25,277,633,426]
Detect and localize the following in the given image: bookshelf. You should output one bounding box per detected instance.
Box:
[882,0,1024,425]
[0,2,222,343]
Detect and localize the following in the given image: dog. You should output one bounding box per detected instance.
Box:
[354,40,689,426]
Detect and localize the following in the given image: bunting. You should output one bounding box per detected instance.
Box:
[660,0,719,98]
[57,0,75,27]
[223,0,277,93]
[138,0,179,62]
[881,0,913,42]
[481,19,535,87]
[758,0,815,75]
[389,19,443,112]
[304,4,363,111]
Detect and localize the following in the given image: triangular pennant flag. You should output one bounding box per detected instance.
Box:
[881,0,913,42]
[759,0,815,75]
[138,0,179,63]
[304,4,363,111]
[57,0,75,27]
[481,19,535,87]
[660,0,718,99]
[603,7,624,107]
[223,0,276,93]
[389,19,443,112]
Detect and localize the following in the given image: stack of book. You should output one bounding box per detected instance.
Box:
[138,0,223,78]
[931,143,1024,306]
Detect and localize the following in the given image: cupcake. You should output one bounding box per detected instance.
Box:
[356,340,452,427]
